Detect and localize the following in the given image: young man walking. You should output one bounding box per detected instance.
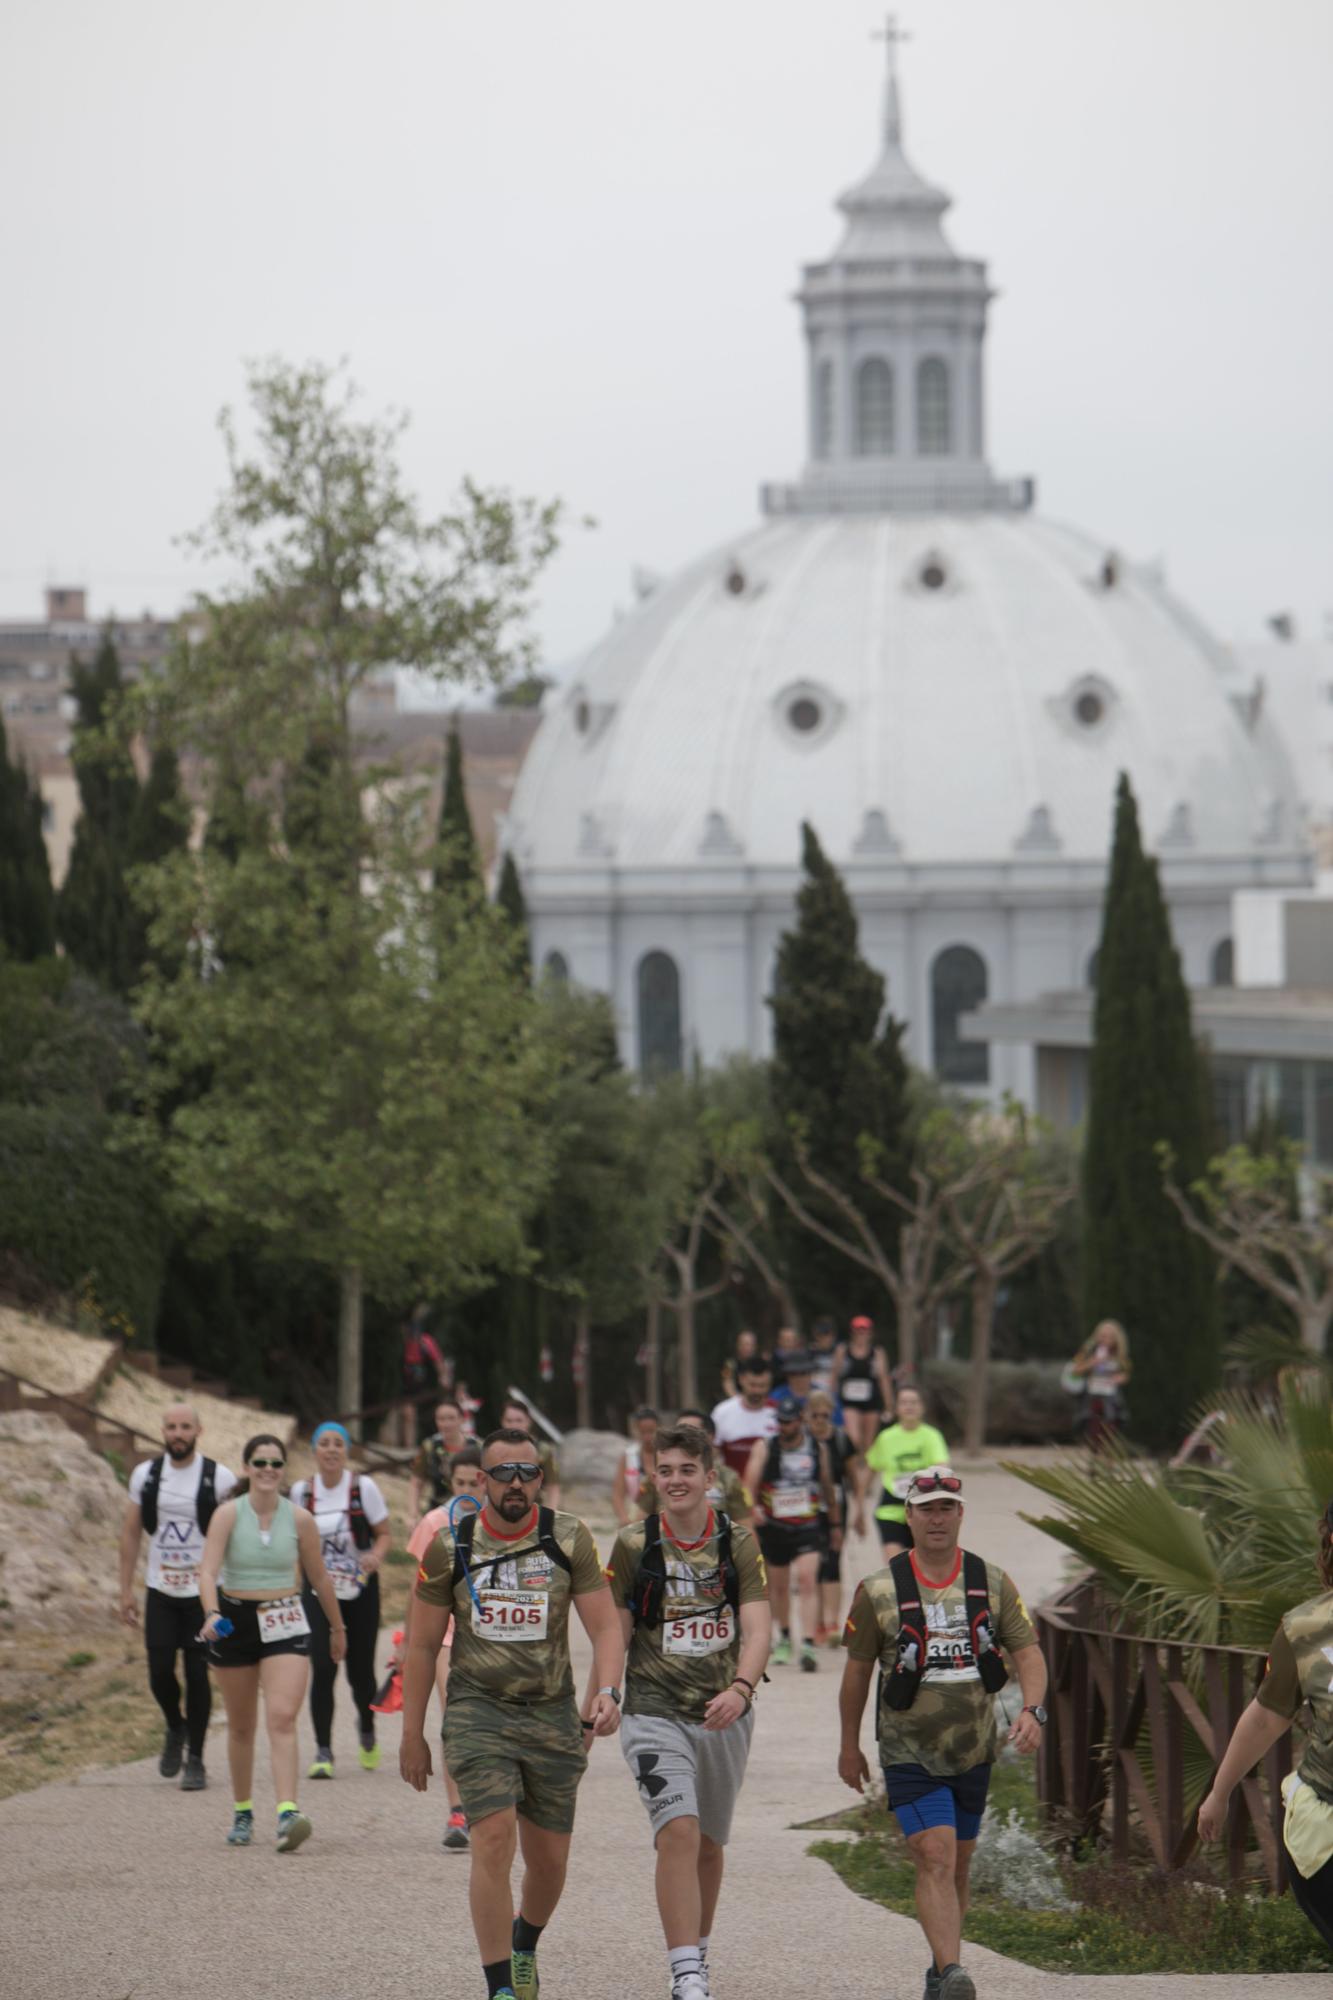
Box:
[400,1427,623,2000]
[606,1423,771,2000]
[744,1393,840,1671]
[838,1472,1047,2000]
[119,1403,236,1790]
[410,1393,471,1518]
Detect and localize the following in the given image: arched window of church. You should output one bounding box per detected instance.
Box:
[855,358,894,457]
[1211,937,1235,987]
[543,950,569,984]
[813,360,835,461]
[916,357,952,456]
[931,945,989,1084]
[638,951,682,1077]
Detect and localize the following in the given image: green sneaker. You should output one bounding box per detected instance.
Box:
[308,1749,334,1779]
[226,1808,253,1847]
[800,1640,819,1673]
[276,1808,313,1853]
[358,1733,381,1771]
[510,1948,538,2000]
[772,1634,792,1666]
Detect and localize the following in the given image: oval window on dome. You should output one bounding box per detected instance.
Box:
[920,555,948,592]
[788,696,822,733]
[774,680,839,747]
[1064,675,1116,735]
[1075,690,1103,727]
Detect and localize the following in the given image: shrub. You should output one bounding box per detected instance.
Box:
[923,1358,1078,1444]
[0,1104,167,1341]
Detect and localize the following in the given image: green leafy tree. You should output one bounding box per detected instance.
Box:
[1082,774,1219,1447]
[495,850,531,980]
[122,358,562,1420]
[57,636,141,991]
[768,821,912,1337]
[1162,1140,1333,1355]
[0,715,55,960]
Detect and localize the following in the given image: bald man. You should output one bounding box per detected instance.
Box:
[120,1406,237,1790]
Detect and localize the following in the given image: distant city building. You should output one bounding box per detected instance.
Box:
[505,41,1323,1094]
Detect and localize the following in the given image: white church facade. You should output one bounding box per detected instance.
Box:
[505,40,1313,1101]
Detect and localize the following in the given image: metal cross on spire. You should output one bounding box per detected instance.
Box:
[872,13,912,146]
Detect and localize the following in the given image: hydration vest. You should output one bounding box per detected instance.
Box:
[139,1456,218,1538]
[881,1549,1010,1713]
[629,1512,741,1630]
[302,1475,374,1551]
[761,1434,824,1516]
[449,1505,573,1595]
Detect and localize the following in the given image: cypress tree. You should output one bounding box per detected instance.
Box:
[769,822,911,1335]
[0,715,56,960]
[496,849,531,980]
[126,743,189,972]
[56,635,140,992]
[433,722,479,895]
[1082,773,1218,1447]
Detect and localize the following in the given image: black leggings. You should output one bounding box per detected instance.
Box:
[144,1588,211,1757]
[1286,1833,1333,1953]
[304,1575,381,1748]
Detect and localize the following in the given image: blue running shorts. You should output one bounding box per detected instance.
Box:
[884,1761,991,1842]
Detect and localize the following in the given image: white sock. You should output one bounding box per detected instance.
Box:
[699,1935,710,1961]
[669,1945,703,1986]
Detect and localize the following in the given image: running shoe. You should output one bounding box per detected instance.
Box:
[226,1808,253,1847]
[924,1968,942,2000]
[308,1749,335,1779]
[937,1966,975,2000]
[358,1731,381,1770]
[180,1755,206,1791]
[159,1722,186,1778]
[276,1809,313,1854]
[671,1977,709,2000]
[800,1640,819,1673]
[442,1807,470,1850]
[510,1946,539,2000]
[771,1634,792,1666]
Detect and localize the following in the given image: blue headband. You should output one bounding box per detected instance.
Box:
[312,1422,350,1445]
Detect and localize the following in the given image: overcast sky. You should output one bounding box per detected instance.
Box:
[2,0,1330,683]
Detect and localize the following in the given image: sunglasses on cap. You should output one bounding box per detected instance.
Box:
[486,1461,543,1485]
[908,1473,962,1499]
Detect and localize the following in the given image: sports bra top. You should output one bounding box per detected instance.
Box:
[220,1494,301,1595]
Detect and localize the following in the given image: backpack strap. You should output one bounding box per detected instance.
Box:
[537,1506,573,1577]
[630,1513,670,1629]
[451,1506,572,1598]
[881,1551,928,1713]
[139,1455,165,1537]
[963,1549,1010,1693]
[197,1458,218,1533]
[716,1511,741,1616]
[450,1507,478,1595]
[762,1434,782,1491]
[349,1476,374,1551]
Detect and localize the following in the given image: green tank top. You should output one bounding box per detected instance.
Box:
[220,1493,301,1594]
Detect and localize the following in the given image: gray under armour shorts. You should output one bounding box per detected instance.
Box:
[620,1708,755,1846]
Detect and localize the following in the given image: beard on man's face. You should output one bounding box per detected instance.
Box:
[165,1437,195,1460]
[494,1482,533,1515]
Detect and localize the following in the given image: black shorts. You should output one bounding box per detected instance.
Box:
[759,1520,824,1568]
[208,1591,312,1668]
[876,1516,913,1553]
[808,1520,840,1584]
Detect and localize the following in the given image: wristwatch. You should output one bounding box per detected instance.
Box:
[1024,1704,1048,1726]
[597,1685,622,1707]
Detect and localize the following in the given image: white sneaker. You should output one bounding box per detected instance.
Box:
[671,1978,709,2000]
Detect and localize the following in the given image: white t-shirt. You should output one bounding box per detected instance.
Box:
[710,1394,778,1477]
[129,1454,238,1597]
[289,1472,389,1599]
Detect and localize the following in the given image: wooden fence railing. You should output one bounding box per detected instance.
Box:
[1035,1575,1292,1892]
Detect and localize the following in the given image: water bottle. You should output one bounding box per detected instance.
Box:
[198,1615,233,1643]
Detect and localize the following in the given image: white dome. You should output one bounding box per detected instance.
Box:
[509,512,1303,877]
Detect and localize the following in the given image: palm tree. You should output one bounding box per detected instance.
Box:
[1008,1370,1333,1648]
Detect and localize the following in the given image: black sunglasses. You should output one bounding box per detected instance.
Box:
[248,1457,285,1470]
[486,1461,542,1485]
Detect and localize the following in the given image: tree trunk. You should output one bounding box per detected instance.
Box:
[645,1297,662,1408]
[678,1295,698,1410]
[574,1308,592,1431]
[339,1263,364,1441]
[897,1294,917,1377]
[963,1269,998,1455]
[1298,1299,1333,1355]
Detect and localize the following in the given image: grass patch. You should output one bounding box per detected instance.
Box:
[63,1650,95,1670]
[812,1762,1331,1976]
[0,1630,159,1801]
[383,1545,417,1567]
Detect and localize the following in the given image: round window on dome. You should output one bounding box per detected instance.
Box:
[788,696,822,734]
[920,555,948,592]
[1074,690,1104,727]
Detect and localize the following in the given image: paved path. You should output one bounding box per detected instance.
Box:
[4,1461,1328,1998]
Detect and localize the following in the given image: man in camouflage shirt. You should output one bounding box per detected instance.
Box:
[400,1427,623,2000]
[606,1423,771,2000]
[839,1471,1046,2000]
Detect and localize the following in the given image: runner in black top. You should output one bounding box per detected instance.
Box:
[834,1315,894,1459]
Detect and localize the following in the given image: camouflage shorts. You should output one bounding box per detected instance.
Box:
[442,1688,588,1833]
